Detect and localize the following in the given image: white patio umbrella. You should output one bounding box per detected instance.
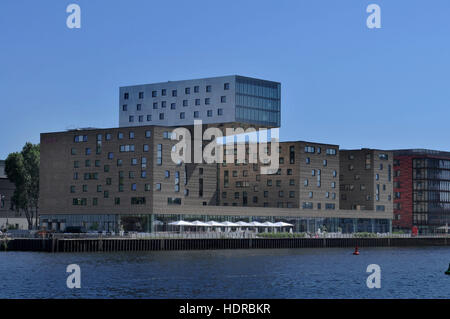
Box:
[250,221,265,233]
[220,221,239,227]
[168,220,194,226]
[219,221,238,233]
[262,221,277,227]
[274,222,294,227]
[206,221,223,227]
[250,221,265,227]
[236,221,253,227]
[168,220,194,233]
[191,221,210,227]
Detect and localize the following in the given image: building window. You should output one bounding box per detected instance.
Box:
[108,152,113,159]
[161,89,166,96]
[118,132,124,140]
[74,135,88,143]
[303,202,313,209]
[123,92,129,100]
[172,90,177,97]
[183,100,188,107]
[180,112,185,119]
[218,108,223,116]
[194,111,199,118]
[195,99,200,106]
[207,110,212,117]
[156,183,161,191]
[147,115,152,121]
[206,85,212,92]
[171,103,176,110]
[129,115,134,122]
[143,144,149,152]
[104,191,109,198]
[153,102,158,109]
[221,96,226,103]
[131,197,146,205]
[205,98,210,105]
[161,101,166,108]
[131,183,137,191]
[136,104,142,111]
[185,87,190,94]
[122,105,127,111]
[159,113,164,120]
[305,146,315,153]
[152,90,157,97]
[194,86,199,93]
[224,83,229,90]
[157,144,162,165]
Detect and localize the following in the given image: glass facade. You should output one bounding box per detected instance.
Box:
[412,158,450,230]
[39,213,391,234]
[235,76,281,127]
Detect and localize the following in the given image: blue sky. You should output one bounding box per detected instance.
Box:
[1,0,450,159]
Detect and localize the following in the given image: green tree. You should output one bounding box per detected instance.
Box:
[5,143,40,229]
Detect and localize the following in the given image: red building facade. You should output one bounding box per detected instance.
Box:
[393,150,450,234]
[393,155,413,230]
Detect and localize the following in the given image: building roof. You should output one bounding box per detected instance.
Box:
[392,149,450,157]
[119,75,281,89]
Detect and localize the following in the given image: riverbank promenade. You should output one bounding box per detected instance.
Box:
[1,232,449,253]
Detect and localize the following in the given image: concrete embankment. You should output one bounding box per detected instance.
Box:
[1,237,449,253]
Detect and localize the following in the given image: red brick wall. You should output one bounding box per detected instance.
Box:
[393,156,413,230]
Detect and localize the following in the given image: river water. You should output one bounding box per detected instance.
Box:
[0,247,449,298]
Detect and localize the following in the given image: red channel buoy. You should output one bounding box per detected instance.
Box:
[353,246,360,255]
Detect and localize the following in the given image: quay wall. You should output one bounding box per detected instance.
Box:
[1,237,449,253]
